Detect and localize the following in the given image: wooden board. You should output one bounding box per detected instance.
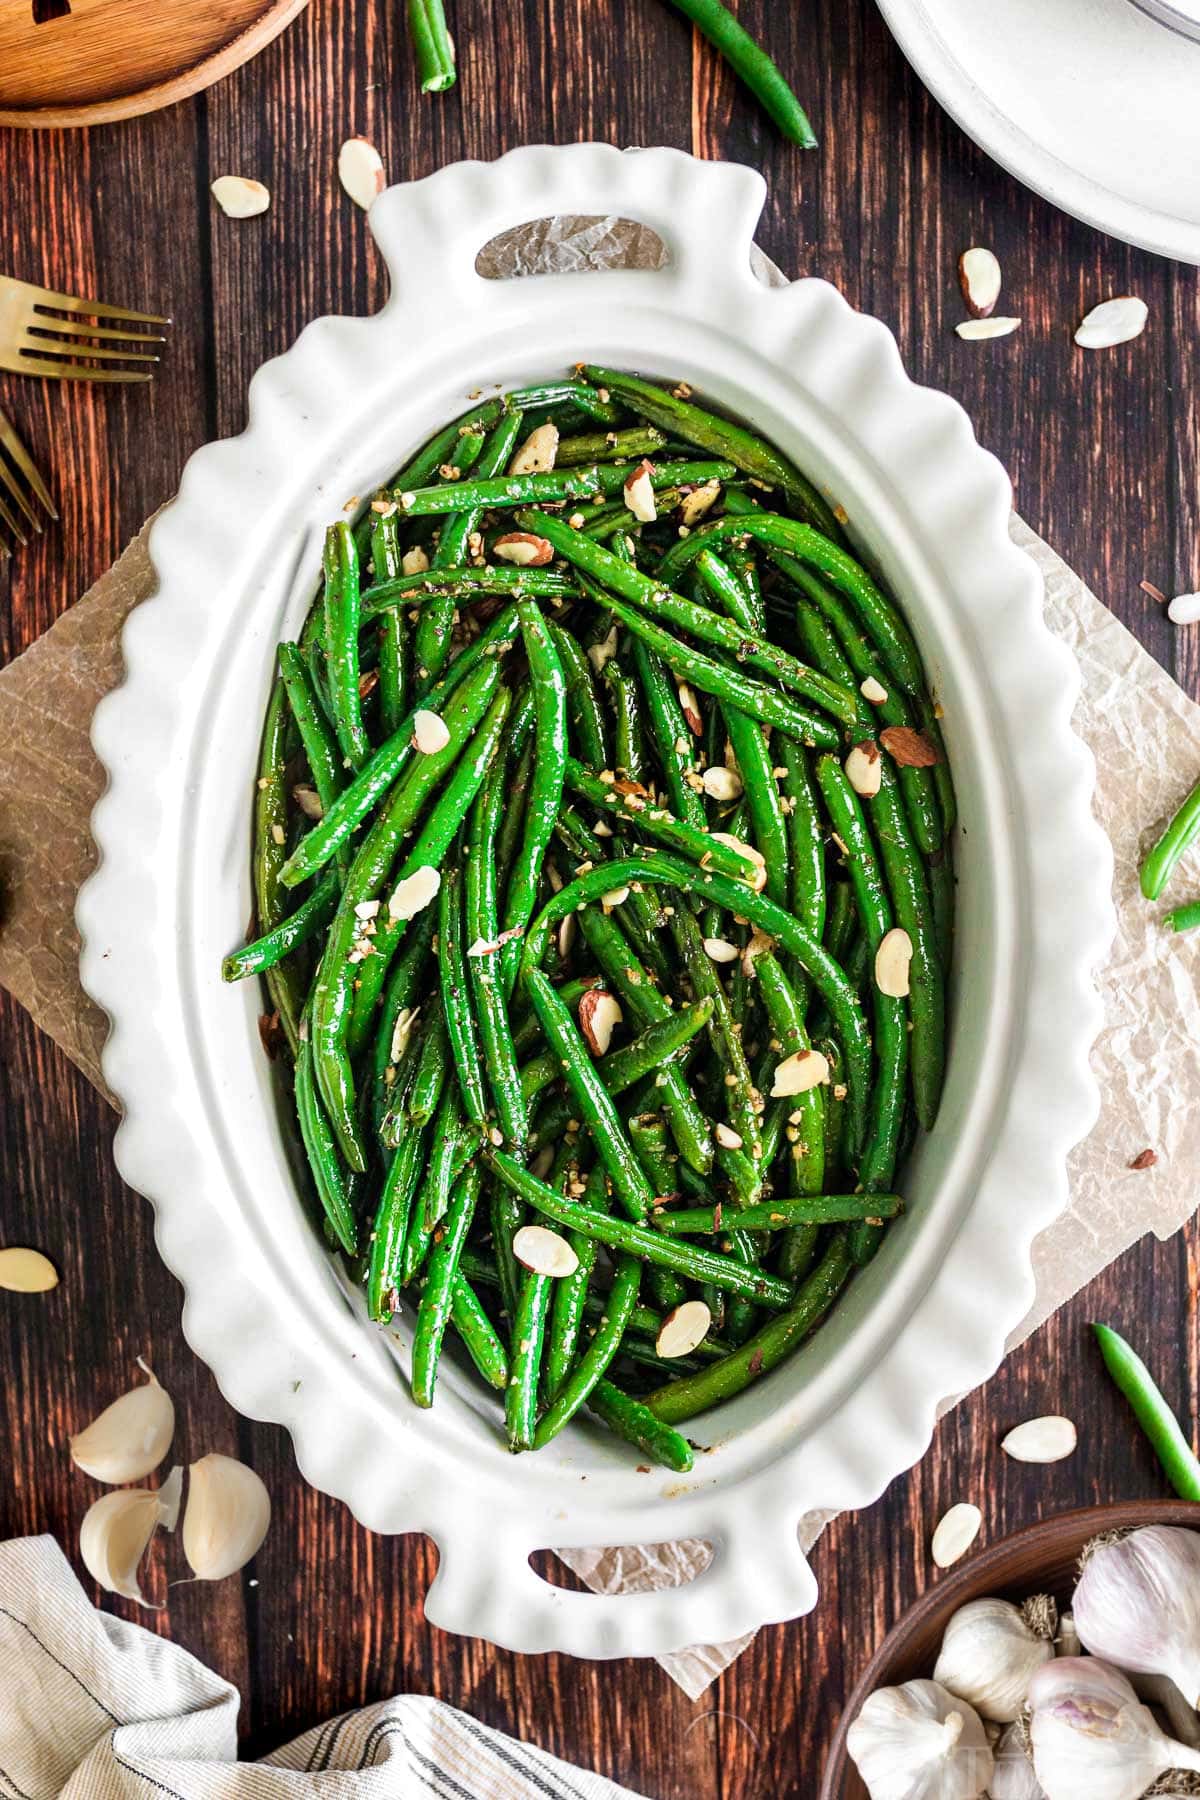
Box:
[0,0,311,127]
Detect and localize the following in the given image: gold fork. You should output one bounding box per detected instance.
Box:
[0,273,169,383]
[0,406,56,562]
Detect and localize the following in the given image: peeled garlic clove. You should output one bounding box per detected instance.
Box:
[70,1360,175,1484]
[846,1677,993,1800]
[79,1480,178,1605]
[1028,1655,1200,1800]
[1073,1524,1200,1710]
[182,1454,271,1580]
[990,1722,1046,1799]
[933,1596,1054,1722]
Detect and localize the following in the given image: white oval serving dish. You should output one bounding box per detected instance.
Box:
[77,144,1113,1661]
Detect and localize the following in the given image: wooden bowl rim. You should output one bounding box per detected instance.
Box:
[820,1498,1200,1798]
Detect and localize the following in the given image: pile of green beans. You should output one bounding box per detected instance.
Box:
[223,369,956,1471]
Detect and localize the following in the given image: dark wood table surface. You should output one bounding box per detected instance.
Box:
[2,3,1197,1795]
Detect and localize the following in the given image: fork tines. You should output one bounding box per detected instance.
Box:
[0,407,57,560]
[0,274,170,384]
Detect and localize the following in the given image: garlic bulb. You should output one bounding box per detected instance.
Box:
[1135,1672,1200,1749]
[845,1678,993,1800]
[1028,1656,1200,1800]
[182,1454,270,1579]
[78,1465,182,1605]
[69,1359,175,1483]
[1074,1526,1200,1709]
[990,1723,1047,1799]
[933,1596,1054,1721]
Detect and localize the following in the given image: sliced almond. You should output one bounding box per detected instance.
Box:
[875,927,913,998]
[771,1048,830,1096]
[623,460,657,524]
[656,1299,712,1359]
[955,317,1021,341]
[845,740,882,798]
[1168,593,1200,625]
[860,676,888,705]
[509,422,559,475]
[1001,1416,1077,1464]
[601,885,630,912]
[587,625,619,674]
[338,136,385,210]
[703,936,739,964]
[714,1122,743,1150]
[493,531,553,567]
[678,480,721,528]
[676,681,702,735]
[387,865,441,921]
[958,246,1001,317]
[211,176,270,219]
[412,709,451,754]
[701,765,743,802]
[710,831,767,892]
[390,1005,421,1063]
[513,1225,579,1279]
[401,545,430,576]
[293,784,323,820]
[1075,296,1148,350]
[880,725,940,768]
[557,913,576,960]
[0,1246,58,1293]
[931,1502,982,1569]
[579,988,623,1056]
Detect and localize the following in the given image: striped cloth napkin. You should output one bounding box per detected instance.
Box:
[0,1537,647,1799]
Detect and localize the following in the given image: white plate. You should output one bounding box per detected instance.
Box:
[876,0,1200,262]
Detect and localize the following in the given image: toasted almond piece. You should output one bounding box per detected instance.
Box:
[701,765,743,802]
[845,740,882,798]
[958,246,1001,317]
[1075,296,1148,349]
[580,988,623,1056]
[513,1224,579,1279]
[338,136,385,210]
[1001,1416,1077,1463]
[860,675,888,706]
[678,479,721,528]
[387,865,441,921]
[587,624,619,674]
[211,175,271,219]
[293,784,323,820]
[390,1005,421,1063]
[741,927,775,977]
[401,545,430,576]
[494,531,553,567]
[931,1502,983,1569]
[880,724,940,768]
[656,1299,712,1359]
[0,1246,58,1293]
[601,885,630,912]
[875,927,913,998]
[1168,592,1200,625]
[703,936,739,964]
[710,831,767,892]
[676,681,702,735]
[623,460,657,524]
[714,1123,743,1150]
[557,913,576,960]
[412,709,451,754]
[955,316,1021,341]
[771,1047,830,1096]
[509,422,559,475]
[592,817,613,837]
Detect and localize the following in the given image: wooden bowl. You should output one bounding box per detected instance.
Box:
[821,1499,1200,1798]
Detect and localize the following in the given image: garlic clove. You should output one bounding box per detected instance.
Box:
[931,1502,983,1569]
[933,1596,1054,1722]
[847,1678,993,1800]
[69,1359,175,1484]
[1000,1415,1077,1463]
[1028,1656,1200,1800]
[990,1722,1046,1799]
[79,1479,178,1605]
[1073,1524,1200,1711]
[182,1453,271,1581]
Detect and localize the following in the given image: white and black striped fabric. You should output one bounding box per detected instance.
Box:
[0,1539,649,1800]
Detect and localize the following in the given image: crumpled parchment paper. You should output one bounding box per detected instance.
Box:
[1,212,1197,1699]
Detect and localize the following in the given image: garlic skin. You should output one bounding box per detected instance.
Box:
[990,1723,1046,1799]
[182,1454,270,1580]
[846,1678,994,1800]
[1028,1656,1200,1800]
[1074,1526,1200,1708]
[78,1470,180,1606]
[933,1596,1055,1722]
[69,1360,175,1483]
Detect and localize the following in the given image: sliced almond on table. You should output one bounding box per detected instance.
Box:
[702,765,743,802]
[387,865,441,921]
[958,247,1002,318]
[845,740,882,798]
[1001,1416,1077,1463]
[771,1047,830,1096]
[1075,296,1148,349]
[875,927,913,998]
[955,317,1021,341]
[401,545,430,576]
[656,1299,712,1359]
[679,480,721,527]
[1168,593,1200,625]
[513,1225,579,1279]
[703,936,739,964]
[860,676,888,706]
[211,176,271,219]
[880,725,940,767]
[338,136,385,210]
[493,531,553,567]
[0,1247,58,1293]
[509,422,559,475]
[931,1502,983,1569]
[579,988,623,1056]
[623,460,658,524]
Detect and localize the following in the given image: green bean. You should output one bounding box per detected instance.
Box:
[506,380,622,424]
[417,411,524,683]
[438,859,487,1129]
[625,1113,687,1310]
[631,640,707,830]
[870,759,946,1131]
[487,1147,794,1306]
[370,515,409,738]
[405,1007,448,1128]
[824,878,855,960]
[499,601,568,993]
[549,620,610,767]
[254,677,304,1054]
[321,522,369,770]
[563,758,761,880]
[412,1163,482,1405]
[695,545,763,637]
[658,0,815,145]
[507,1144,579,1450]
[587,1378,694,1472]
[556,426,667,466]
[605,659,649,782]
[667,905,762,1185]
[450,1273,509,1390]
[777,1223,820,1284]
[396,466,605,515]
[778,733,825,940]
[465,747,528,1150]
[294,1038,359,1256]
[645,1235,851,1424]
[654,1193,902,1233]
[521,996,713,1106]
[754,950,824,1194]
[366,1122,429,1321]
[277,643,345,820]
[1142,776,1200,900]
[1093,1322,1200,1502]
[721,706,789,909]
[363,567,577,618]
[544,1163,607,1402]
[534,1250,642,1448]
[407,0,456,90]
[1166,898,1200,932]
[420,1085,468,1232]
[222,868,339,982]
